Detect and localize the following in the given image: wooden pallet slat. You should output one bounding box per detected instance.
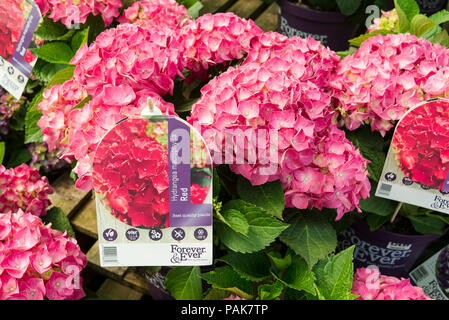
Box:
[71,198,98,239]
[255,2,279,32]
[97,279,144,300]
[49,173,91,218]
[228,0,265,19]
[123,269,150,294]
[200,0,236,14]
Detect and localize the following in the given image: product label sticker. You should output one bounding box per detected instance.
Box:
[93,115,213,267]
[410,245,449,300]
[376,98,449,215]
[0,0,41,99]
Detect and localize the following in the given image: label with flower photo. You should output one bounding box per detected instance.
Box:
[410,245,449,300]
[0,0,41,99]
[376,98,449,215]
[93,115,213,267]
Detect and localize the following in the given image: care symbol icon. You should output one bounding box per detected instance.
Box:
[194,228,208,241]
[103,228,118,241]
[172,228,185,241]
[149,228,163,241]
[385,172,396,182]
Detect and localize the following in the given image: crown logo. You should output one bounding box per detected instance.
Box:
[387,242,412,251]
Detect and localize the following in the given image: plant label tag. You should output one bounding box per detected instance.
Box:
[410,245,449,300]
[0,0,42,99]
[375,98,449,215]
[92,115,213,267]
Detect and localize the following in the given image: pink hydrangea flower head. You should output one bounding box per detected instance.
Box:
[189,41,369,219]
[352,267,431,300]
[0,210,87,300]
[0,164,53,217]
[37,79,88,155]
[368,9,399,32]
[331,33,449,135]
[282,125,371,220]
[36,0,123,27]
[118,0,190,30]
[180,12,263,78]
[246,32,340,89]
[71,23,185,98]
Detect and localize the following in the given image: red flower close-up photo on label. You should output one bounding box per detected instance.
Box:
[393,99,449,190]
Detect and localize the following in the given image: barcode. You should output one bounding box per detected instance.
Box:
[410,266,429,282]
[102,246,118,263]
[378,183,392,196]
[423,280,447,300]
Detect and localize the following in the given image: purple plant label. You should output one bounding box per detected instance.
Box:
[0,0,41,99]
[11,3,41,76]
[168,117,212,227]
[441,172,449,194]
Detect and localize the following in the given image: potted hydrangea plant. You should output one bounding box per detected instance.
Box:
[276,0,393,51]
[333,26,449,277]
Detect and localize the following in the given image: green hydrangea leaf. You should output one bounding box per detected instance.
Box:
[280,212,337,269]
[217,251,271,281]
[216,200,289,253]
[408,215,447,235]
[237,176,285,220]
[312,246,357,300]
[257,281,284,300]
[215,208,249,236]
[165,266,203,300]
[0,142,5,165]
[71,27,90,53]
[42,207,76,238]
[410,14,437,37]
[200,266,253,299]
[34,17,70,41]
[429,10,449,25]
[31,42,75,65]
[395,0,420,32]
[336,0,362,16]
[281,255,316,295]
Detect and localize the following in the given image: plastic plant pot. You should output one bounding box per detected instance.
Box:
[338,219,442,277]
[276,0,359,51]
[416,0,448,16]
